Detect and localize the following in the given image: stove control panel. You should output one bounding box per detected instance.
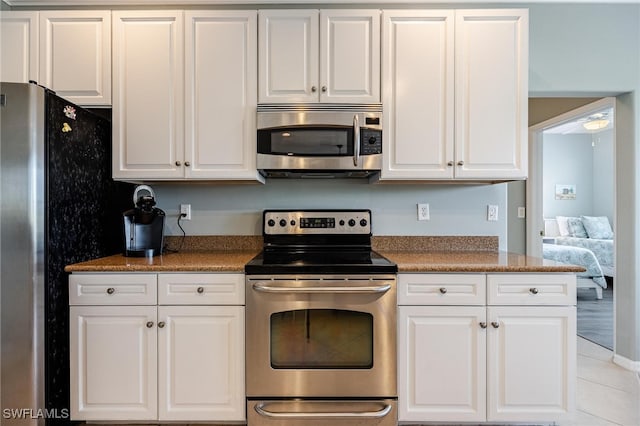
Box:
[264,210,371,235]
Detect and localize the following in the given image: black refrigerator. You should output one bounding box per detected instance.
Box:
[0,82,133,425]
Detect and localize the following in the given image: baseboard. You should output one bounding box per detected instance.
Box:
[613,353,640,372]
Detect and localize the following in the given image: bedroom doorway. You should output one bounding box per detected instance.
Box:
[527,97,616,350]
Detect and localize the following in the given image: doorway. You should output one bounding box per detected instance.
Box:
[527,97,616,350]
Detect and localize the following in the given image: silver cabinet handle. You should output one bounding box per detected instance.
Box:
[197,286,204,294]
[255,402,392,420]
[529,287,539,294]
[185,161,190,167]
[311,86,317,93]
[146,321,154,328]
[106,287,115,295]
[439,287,447,294]
[321,86,327,92]
[158,321,165,328]
[479,322,487,329]
[175,161,181,166]
[353,114,360,166]
[491,321,500,328]
[253,282,391,295]
[447,161,454,167]
[457,160,464,166]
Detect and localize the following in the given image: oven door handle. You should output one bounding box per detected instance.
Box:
[254,401,393,420]
[252,282,391,294]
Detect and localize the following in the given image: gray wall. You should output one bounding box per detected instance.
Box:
[154,181,509,249]
[526,3,639,365]
[541,130,614,223]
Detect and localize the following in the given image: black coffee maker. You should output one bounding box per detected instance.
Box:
[123,185,165,257]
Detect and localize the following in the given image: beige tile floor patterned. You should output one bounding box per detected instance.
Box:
[559,337,640,426]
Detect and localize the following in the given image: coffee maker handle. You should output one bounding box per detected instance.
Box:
[133,185,156,205]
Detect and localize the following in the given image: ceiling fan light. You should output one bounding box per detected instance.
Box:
[583,119,610,130]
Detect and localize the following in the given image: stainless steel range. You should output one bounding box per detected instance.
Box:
[245,210,398,426]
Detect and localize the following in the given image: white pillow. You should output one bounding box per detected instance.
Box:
[581,216,614,239]
[556,216,571,236]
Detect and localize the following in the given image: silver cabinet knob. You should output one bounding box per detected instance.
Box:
[529,288,539,294]
[457,160,464,166]
[146,321,154,328]
[106,287,115,295]
[197,286,204,294]
[311,86,317,93]
[175,161,181,166]
[321,86,327,92]
[479,322,487,329]
[491,321,500,329]
[185,161,190,167]
[158,321,165,328]
[439,287,447,294]
[447,161,454,167]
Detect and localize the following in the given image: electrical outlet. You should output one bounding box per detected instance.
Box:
[487,205,498,221]
[180,204,191,221]
[517,207,526,218]
[417,203,430,221]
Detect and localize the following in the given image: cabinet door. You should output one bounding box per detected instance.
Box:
[487,306,576,422]
[320,10,380,103]
[158,306,245,421]
[70,306,157,421]
[184,11,261,181]
[381,10,454,180]
[398,306,486,422]
[0,11,38,83]
[112,11,184,180]
[258,10,319,103]
[39,11,111,106]
[454,9,528,180]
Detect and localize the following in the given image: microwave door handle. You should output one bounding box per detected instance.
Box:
[353,114,360,167]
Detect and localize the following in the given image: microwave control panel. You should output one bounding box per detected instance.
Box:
[360,129,382,155]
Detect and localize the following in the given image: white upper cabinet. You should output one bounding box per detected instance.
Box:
[39,11,111,106]
[381,10,454,179]
[259,9,380,103]
[454,9,528,180]
[1,11,39,83]
[381,9,528,181]
[112,11,185,180]
[259,10,318,103]
[184,11,259,180]
[112,10,262,182]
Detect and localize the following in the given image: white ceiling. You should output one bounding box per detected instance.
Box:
[543,107,614,135]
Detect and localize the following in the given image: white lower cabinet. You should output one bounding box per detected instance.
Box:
[398,273,576,424]
[69,273,245,422]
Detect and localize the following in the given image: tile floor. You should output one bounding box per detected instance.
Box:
[560,337,640,426]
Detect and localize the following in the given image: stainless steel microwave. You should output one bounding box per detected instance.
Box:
[257,104,383,178]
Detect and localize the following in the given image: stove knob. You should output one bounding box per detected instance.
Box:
[267,219,276,227]
[339,219,345,226]
[360,219,368,227]
[290,220,296,226]
[279,219,287,227]
[348,219,356,227]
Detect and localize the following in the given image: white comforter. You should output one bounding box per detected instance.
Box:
[543,243,607,288]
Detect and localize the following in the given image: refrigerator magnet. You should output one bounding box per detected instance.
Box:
[63,105,76,120]
[62,122,72,133]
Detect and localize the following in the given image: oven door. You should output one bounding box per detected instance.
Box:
[245,275,397,398]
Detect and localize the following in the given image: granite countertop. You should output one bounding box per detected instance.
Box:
[65,235,585,274]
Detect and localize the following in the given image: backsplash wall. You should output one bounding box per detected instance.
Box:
[152,180,509,251]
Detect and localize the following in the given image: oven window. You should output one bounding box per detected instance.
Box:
[270,309,373,369]
[263,127,354,156]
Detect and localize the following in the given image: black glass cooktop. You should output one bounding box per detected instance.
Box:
[244,249,397,275]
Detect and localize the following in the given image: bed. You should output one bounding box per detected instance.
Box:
[543,243,606,299]
[542,216,614,299]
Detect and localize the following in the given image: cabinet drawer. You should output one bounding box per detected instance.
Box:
[398,274,486,305]
[487,274,576,306]
[69,273,157,305]
[158,273,244,305]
